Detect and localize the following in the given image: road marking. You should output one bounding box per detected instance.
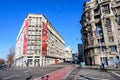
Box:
[3,75,21,80]
[112,72,120,77]
[76,74,109,80]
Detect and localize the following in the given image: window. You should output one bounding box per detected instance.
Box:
[103,5,109,11]
[102,4,110,14]
[27,46,31,49]
[118,30,120,36]
[107,27,112,32]
[98,46,105,52]
[36,32,39,35]
[31,36,35,39]
[97,38,104,43]
[109,46,116,52]
[31,46,34,49]
[105,18,111,27]
[118,16,120,25]
[96,23,102,30]
[99,30,103,35]
[28,31,31,34]
[108,36,114,42]
[27,59,33,65]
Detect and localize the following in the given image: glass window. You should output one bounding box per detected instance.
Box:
[105,18,111,27]
[102,4,109,11]
[98,46,105,52]
[28,46,31,49]
[109,46,116,52]
[108,36,114,42]
[118,16,120,25]
[31,46,34,49]
[107,27,112,32]
[28,31,31,34]
[97,38,104,43]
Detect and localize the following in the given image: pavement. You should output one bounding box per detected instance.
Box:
[34,64,120,80]
[1,63,120,80]
[62,65,120,80]
[82,65,120,71]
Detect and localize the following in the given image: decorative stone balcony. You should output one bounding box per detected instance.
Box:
[111,0,120,8]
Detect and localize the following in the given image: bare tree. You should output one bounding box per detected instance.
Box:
[0,59,5,64]
[7,46,15,68]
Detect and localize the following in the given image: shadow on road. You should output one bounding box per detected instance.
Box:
[79,75,93,80]
[26,75,32,80]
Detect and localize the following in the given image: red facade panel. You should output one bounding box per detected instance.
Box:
[42,21,47,55]
[23,19,28,54]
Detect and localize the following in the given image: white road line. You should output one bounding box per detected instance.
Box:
[75,75,109,80]
[112,72,120,77]
[3,75,20,80]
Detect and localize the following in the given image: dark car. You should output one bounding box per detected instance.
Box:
[0,64,4,69]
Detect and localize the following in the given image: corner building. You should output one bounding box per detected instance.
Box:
[80,0,120,65]
[15,14,65,67]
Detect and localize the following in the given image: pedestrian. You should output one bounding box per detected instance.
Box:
[102,62,104,70]
[26,61,29,67]
[115,63,118,68]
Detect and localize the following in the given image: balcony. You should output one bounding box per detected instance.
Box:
[118,40,120,44]
[87,44,95,49]
[109,52,117,55]
[107,31,113,35]
[94,11,100,16]
[111,0,120,8]
[93,18,100,23]
[87,27,92,32]
[105,22,111,27]
[99,0,110,4]
[94,42,105,47]
[84,5,91,12]
[117,17,120,25]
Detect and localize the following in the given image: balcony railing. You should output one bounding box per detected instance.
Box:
[99,0,110,4]
[94,11,100,16]
[105,22,111,27]
[111,0,120,8]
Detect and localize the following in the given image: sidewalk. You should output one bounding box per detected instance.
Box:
[62,65,120,80]
[62,66,80,80]
[82,65,120,71]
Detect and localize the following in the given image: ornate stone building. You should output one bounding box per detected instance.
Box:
[80,0,120,65]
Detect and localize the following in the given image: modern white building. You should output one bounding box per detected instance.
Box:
[64,46,72,61]
[15,14,65,67]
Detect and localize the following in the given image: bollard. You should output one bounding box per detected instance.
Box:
[41,76,44,80]
[46,75,49,80]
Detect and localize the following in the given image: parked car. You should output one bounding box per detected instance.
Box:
[0,64,4,69]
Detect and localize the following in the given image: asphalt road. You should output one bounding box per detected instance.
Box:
[0,63,69,80]
[1,63,120,80]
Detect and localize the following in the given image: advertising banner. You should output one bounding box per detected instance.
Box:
[23,19,28,54]
[42,21,47,55]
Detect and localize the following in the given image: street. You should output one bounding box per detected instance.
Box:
[0,63,70,80]
[0,63,120,80]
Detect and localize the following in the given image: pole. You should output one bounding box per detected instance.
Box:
[82,45,85,67]
[98,35,105,69]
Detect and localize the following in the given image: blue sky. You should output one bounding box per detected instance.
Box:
[0,0,86,59]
